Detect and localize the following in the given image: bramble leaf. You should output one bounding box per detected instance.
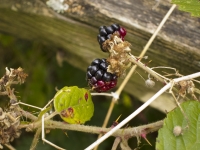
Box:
[172,0,200,17]
[156,101,200,150]
[54,86,94,124]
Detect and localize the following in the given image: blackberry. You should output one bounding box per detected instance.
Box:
[97,24,127,52]
[86,58,118,92]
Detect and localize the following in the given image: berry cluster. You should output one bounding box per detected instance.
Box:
[86,23,127,92]
[97,24,126,52]
[86,58,117,92]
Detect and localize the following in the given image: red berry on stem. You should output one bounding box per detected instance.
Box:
[119,27,126,37]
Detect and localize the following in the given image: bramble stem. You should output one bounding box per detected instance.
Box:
[4,143,16,150]
[26,119,163,138]
[111,137,121,150]
[30,128,41,150]
[128,54,166,83]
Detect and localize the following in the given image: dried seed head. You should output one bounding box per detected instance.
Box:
[0,67,28,92]
[145,79,155,88]
[187,80,195,94]
[177,80,195,97]
[105,35,132,77]
[187,87,194,94]
[173,126,182,136]
[0,107,22,146]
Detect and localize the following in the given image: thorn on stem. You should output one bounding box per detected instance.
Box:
[144,60,152,67]
[140,132,152,146]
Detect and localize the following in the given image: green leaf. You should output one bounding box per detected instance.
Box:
[172,0,200,17]
[156,101,200,150]
[54,86,94,124]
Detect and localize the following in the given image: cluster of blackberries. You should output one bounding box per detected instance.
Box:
[86,24,127,92]
[97,24,126,52]
[86,59,117,92]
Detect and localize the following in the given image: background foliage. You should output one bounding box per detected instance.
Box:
[172,0,200,17]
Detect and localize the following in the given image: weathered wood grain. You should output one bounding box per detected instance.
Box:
[0,0,199,112]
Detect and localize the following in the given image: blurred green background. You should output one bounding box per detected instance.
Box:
[0,33,165,150]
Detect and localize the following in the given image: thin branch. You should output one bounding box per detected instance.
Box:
[91,93,113,97]
[30,128,41,150]
[18,110,58,130]
[128,54,166,83]
[111,137,121,150]
[120,139,132,150]
[25,119,163,138]
[94,98,116,150]
[4,143,16,150]
[169,89,189,124]
[44,111,59,121]
[16,106,38,122]
[16,102,42,110]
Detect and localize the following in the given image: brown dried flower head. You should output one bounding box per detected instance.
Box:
[0,67,28,91]
[177,80,195,97]
[0,106,21,148]
[102,33,132,77]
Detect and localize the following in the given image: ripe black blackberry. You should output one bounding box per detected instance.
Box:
[86,58,118,92]
[97,23,127,52]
